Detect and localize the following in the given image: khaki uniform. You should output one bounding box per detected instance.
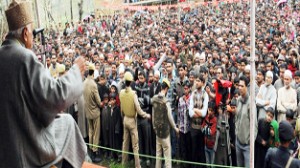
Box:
[152,93,177,168]
[120,87,148,168]
[83,76,102,152]
[49,63,60,79]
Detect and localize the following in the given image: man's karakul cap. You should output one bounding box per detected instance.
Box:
[5,0,34,31]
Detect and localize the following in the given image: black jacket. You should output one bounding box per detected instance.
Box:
[134,82,151,114]
[97,83,109,100]
[150,82,161,98]
[264,146,300,168]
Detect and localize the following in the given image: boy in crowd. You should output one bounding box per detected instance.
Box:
[202,102,217,166]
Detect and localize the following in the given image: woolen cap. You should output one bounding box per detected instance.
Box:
[294,70,300,77]
[279,120,294,142]
[5,1,34,31]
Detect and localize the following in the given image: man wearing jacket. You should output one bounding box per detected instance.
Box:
[83,63,102,163]
[134,71,152,166]
[189,74,209,167]
[152,79,179,168]
[235,75,257,167]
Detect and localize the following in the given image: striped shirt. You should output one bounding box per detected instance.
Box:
[177,95,191,133]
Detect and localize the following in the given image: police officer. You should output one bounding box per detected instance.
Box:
[120,72,151,168]
[83,63,102,163]
[152,78,179,168]
[264,120,300,168]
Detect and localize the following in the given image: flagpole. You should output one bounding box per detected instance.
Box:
[249,0,256,167]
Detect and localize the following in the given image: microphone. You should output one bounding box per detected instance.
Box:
[33,28,44,38]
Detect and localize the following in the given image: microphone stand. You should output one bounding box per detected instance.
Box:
[33,28,46,68]
[39,32,46,68]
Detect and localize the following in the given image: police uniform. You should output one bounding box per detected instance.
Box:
[264,121,300,168]
[152,79,178,168]
[120,72,149,168]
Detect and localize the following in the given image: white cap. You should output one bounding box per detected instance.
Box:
[245,65,251,71]
[266,71,273,79]
[119,66,125,74]
[99,53,104,59]
[194,52,200,59]
[199,52,206,60]
[154,70,160,78]
[284,70,293,79]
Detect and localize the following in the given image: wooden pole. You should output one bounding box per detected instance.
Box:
[70,0,73,22]
[249,0,256,167]
[34,0,41,28]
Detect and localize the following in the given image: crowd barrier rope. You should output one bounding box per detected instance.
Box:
[86,143,245,168]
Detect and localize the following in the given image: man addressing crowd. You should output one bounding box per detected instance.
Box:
[0,1,87,167]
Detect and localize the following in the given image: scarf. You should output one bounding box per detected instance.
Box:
[269,120,280,147]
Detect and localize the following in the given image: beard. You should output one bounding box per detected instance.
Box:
[197,85,202,90]
[285,84,290,89]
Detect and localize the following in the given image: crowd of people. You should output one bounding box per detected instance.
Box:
[32,0,300,167]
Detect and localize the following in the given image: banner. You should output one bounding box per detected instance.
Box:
[113,0,249,11]
[99,0,250,11]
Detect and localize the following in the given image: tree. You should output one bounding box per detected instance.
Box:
[0,1,8,44]
[78,0,83,21]
[70,0,73,21]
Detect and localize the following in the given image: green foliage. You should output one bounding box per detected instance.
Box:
[109,162,124,168]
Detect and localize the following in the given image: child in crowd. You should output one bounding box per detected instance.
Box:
[110,81,120,106]
[101,93,111,158]
[269,120,280,148]
[108,93,122,162]
[255,107,274,168]
[202,102,217,166]
[286,109,299,158]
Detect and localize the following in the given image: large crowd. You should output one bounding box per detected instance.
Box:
[33,0,300,167]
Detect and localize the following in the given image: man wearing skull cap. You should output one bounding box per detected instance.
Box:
[277,70,297,123]
[0,1,86,167]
